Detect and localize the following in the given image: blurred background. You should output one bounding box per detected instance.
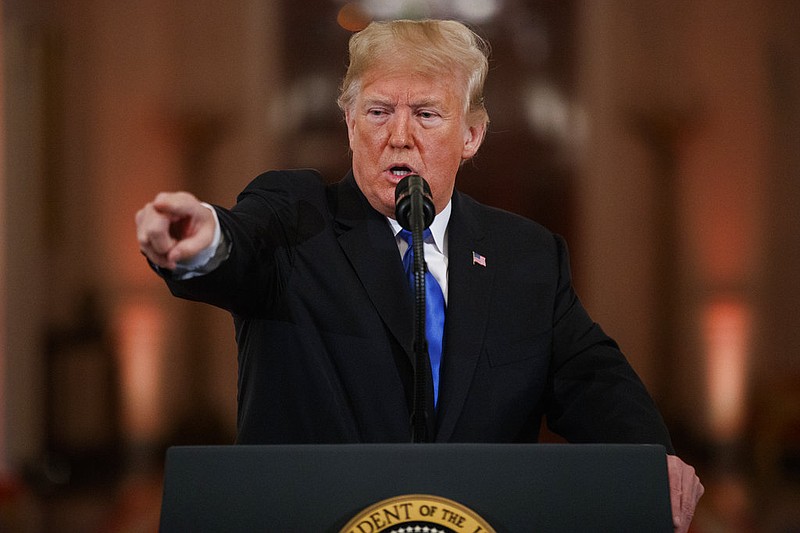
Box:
[1,0,799,531]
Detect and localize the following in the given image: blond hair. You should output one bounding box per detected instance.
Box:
[337,19,490,127]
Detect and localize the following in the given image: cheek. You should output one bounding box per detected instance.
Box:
[353,130,381,157]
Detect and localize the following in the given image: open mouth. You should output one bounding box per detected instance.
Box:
[389,166,414,178]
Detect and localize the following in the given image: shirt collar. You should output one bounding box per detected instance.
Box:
[388,199,452,254]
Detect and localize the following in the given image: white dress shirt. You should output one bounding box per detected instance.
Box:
[387,200,451,304]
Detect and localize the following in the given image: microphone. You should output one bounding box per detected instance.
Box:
[394,174,435,231]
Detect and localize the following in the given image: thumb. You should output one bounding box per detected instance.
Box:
[165,216,216,265]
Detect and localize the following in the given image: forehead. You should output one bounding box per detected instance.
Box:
[357,64,466,107]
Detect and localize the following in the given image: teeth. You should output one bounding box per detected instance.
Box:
[391,168,411,176]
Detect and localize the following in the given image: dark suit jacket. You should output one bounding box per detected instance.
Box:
[164,169,673,451]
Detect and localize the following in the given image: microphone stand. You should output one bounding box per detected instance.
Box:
[395,175,434,444]
[408,194,429,444]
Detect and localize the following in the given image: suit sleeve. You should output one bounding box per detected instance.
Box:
[545,235,675,453]
[160,170,326,317]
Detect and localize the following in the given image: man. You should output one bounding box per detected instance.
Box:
[136,19,703,531]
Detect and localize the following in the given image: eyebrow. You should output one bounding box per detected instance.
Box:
[362,96,446,110]
[411,98,445,109]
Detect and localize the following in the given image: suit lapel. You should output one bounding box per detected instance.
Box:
[332,177,492,440]
[435,192,495,441]
[332,174,415,359]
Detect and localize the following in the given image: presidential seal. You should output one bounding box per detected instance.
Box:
[340,494,495,533]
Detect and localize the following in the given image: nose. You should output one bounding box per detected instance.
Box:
[388,111,414,149]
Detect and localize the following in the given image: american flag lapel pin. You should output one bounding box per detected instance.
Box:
[472,251,487,267]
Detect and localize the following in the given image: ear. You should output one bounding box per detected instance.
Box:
[461,122,487,160]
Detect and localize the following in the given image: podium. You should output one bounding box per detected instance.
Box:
[159,443,672,532]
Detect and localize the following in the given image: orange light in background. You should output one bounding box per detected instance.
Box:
[337,3,372,32]
[115,301,165,445]
[703,297,751,443]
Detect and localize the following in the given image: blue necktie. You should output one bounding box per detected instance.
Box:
[400,229,445,407]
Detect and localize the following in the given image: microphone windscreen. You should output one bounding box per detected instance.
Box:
[395,175,434,230]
